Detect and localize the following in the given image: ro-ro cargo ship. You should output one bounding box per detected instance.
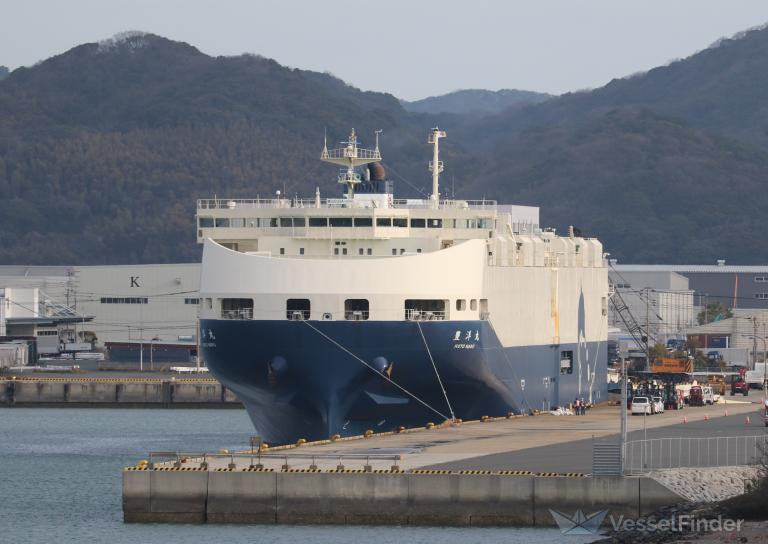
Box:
[197,128,608,444]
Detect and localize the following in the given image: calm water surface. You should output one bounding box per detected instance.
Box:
[0,408,598,543]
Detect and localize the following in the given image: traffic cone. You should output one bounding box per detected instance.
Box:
[724,410,728,417]
[682,416,687,424]
[704,414,709,421]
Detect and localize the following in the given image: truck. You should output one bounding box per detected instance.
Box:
[688,385,704,406]
[745,363,767,389]
[731,368,749,396]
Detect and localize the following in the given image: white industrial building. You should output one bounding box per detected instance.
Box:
[608,268,695,340]
[0,264,200,348]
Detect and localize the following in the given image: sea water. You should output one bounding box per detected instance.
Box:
[0,408,598,543]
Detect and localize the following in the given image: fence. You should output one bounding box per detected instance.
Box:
[624,435,768,474]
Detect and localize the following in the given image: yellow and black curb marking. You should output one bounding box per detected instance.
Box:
[1,377,218,384]
[125,465,586,477]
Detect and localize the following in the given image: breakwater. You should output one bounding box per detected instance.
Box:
[0,377,241,408]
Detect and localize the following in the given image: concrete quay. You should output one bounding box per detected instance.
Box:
[0,376,241,408]
[123,469,683,526]
[122,399,762,525]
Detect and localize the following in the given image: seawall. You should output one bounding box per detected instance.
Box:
[123,469,684,526]
[1,378,241,408]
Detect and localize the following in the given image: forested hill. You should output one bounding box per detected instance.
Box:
[0,67,8,80]
[402,89,552,115]
[469,24,768,149]
[2,28,768,265]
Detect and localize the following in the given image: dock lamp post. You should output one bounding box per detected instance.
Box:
[743,334,768,399]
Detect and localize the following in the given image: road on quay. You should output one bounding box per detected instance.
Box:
[425,391,766,473]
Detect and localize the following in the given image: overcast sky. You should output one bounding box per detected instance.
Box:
[2,0,768,100]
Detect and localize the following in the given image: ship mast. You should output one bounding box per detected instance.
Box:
[428,127,447,209]
[321,128,382,199]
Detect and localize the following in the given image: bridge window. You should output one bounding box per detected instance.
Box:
[427,218,442,228]
[391,248,397,255]
[300,248,305,255]
[287,299,310,320]
[393,218,408,228]
[269,218,279,227]
[293,217,305,227]
[330,217,353,227]
[198,217,214,228]
[345,299,369,320]
[279,248,285,255]
[230,218,245,228]
[405,299,446,321]
[184,298,200,305]
[280,217,293,227]
[377,217,392,227]
[214,218,230,228]
[470,299,477,311]
[358,248,364,255]
[478,218,494,229]
[354,217,372,227]
[221,298,253,320]
[410,218,426,228]
[456,299,466,311]
[309,217,328,227]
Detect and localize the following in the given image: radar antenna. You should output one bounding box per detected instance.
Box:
[428,127,447,209]
[321,128,382,198]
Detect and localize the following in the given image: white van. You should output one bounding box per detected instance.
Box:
[701,386,715,405]
[631,396,652,415]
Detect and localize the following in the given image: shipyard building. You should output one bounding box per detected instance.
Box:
[0,264,200,364]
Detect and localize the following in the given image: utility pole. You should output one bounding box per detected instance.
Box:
[645,288,651,371]
[753,317,758,370]
[620,357,627,475]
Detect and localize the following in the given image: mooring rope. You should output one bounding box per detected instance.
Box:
[416,321,456,422]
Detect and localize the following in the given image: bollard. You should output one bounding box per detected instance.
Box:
[746,416,751,425]
[309,456,318,471]
[725,410,729,417]
[682,416,687,424]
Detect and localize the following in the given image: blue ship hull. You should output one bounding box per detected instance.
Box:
[200,319,607,444]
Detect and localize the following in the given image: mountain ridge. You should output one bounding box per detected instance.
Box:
[1,29,768,264]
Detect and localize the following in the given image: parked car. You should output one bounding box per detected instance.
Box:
[652,396,665,414]
[631,396,652,415]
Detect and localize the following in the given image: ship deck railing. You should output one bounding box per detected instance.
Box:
[197,198,497,211]
[221,308,253,320]
[404,309,446,321]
